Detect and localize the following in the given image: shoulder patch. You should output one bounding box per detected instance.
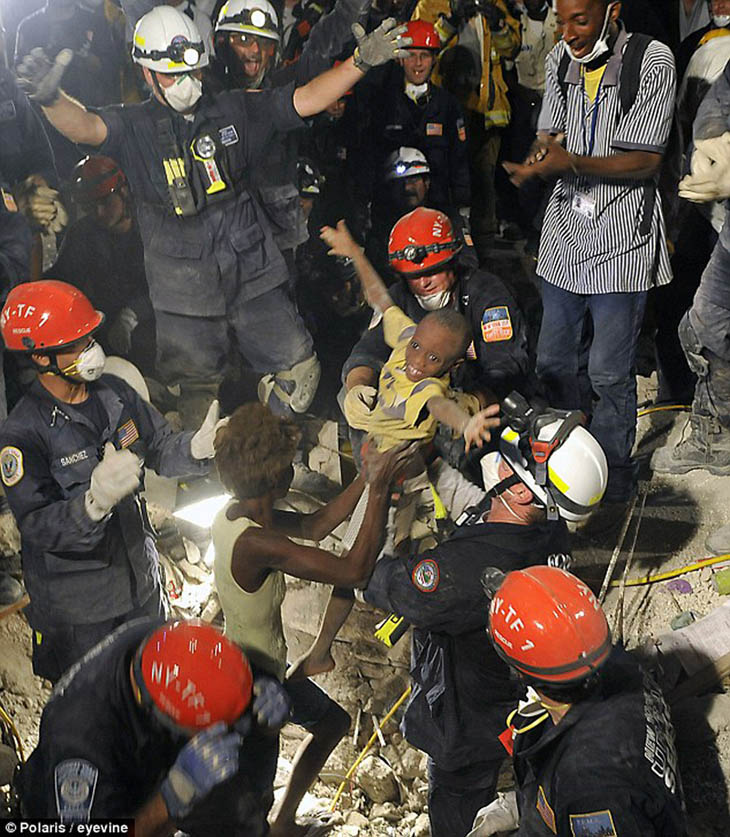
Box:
[457,117,466,142]
[569,810,617,837]
[412,558,440,593]
[219,124,239,146]
[426,122,443,136]
[481,306,513,343]
[54,759,99,823]
[1,446,24,487]
[536,785,557,834]
[117,418,139,449]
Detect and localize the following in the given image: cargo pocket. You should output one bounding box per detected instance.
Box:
[230,223,266,274]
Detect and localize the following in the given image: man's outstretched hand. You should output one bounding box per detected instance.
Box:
[16,47,73,105]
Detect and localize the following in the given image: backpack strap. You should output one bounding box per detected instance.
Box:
[617,33,655,235]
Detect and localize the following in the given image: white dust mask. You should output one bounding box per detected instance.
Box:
[62,340,106,382]
[164,73,203,112]
[415,289,451,310]
[562,2,615,65]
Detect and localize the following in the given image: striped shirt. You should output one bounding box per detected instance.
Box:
[536,27,676,294]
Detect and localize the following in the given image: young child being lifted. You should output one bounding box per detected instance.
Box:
[288,218,499,679]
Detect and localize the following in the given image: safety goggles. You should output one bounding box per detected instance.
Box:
[134,36,204,67]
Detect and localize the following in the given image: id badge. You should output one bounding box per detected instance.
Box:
[571,191,595,220]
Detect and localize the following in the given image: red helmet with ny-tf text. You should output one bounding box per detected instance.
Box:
[0,280,104,353]
[488,566,611,686]
[133,620,253,733]
[72,155,127,202]
[404,20,440,50]
[388,207,462,277]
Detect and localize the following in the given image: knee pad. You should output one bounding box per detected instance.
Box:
[679,313,710,379]
[258,354,321,414]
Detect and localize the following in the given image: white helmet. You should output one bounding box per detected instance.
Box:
[496,407,608,522]
[216,0,280,42]
[132,6,209,73]
[385,147,431,181]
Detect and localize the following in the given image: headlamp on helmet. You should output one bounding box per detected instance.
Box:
[496,392,608,523]
[135,35,204,67]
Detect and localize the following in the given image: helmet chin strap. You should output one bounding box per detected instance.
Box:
[35,351,84,385]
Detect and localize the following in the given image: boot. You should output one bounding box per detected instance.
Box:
[706,524,730,556]
[0,572,23,608]
[652,413,730,476]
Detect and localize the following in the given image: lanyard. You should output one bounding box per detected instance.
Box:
[581,69,605,157]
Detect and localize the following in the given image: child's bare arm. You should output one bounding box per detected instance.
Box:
[320,220,393,312]
[428,397,501,452]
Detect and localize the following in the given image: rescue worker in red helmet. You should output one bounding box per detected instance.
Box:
[18,618,291,834]
[472,566,687,836]
[343,206,533,470]
[47,155,156,376]
[0,281,224,683]
[352,19,471,224]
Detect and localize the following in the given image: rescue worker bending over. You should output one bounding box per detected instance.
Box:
[19,619,291,835]
[0,281,222,683]
[16,5,412,425]
[332,401,609,837]
[475,566,687,836]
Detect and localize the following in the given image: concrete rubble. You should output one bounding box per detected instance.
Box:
[2,396,730,834]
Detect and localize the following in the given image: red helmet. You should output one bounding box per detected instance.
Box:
[1,280,104,353]
[133,620,253,733]
[404,20,440,50]
[488,566,611,686]
[388,208,462,277]
[72,155,127,202]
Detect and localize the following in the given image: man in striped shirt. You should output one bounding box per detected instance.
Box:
[503,0,676,507]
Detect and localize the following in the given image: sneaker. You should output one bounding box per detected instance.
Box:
[0,572,23,607]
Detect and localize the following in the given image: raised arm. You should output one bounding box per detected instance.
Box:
[320,220,393,312]
[15,49,108,146]
[233,442,417,589]
[292,19,411,118]
[272,473,367,542]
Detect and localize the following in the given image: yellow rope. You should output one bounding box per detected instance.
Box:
[636,404,691,417]
[609,553,730,588]
[0,702,24,762]
[329,685,412,812]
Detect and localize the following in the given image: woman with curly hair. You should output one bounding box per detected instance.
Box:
[212,402,414,837]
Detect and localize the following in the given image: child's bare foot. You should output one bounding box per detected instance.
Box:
[287,649,336,681]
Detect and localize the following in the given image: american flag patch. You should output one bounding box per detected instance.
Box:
[117,419,139,449]
[426,122,443,136]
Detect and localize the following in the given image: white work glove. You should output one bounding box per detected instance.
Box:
[190,400,229,460]
[16,47,73,106]
[342,384,377,430]
[679,132,730,203]
[15,177,68,233]
[107,307,139,355]
[467,791,520,837]
[85,442,142,521]
[351,18,412,72]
